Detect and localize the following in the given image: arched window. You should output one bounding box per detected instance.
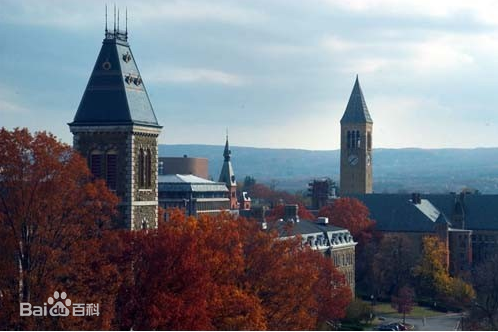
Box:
[146,148,152,188]
[356,130,361,148]
[138,148,145,188]
[106,150,117,191]
[367,132,372,150]
[90,151,103,178]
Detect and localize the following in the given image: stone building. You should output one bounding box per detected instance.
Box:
[340,76,373,195]
[334,77,498,275]
[69,25,161,230]
[278,205,357,294]
[158,174,230,216]
[349,193,474,275]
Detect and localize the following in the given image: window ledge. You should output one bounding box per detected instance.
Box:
[139,189,153,192]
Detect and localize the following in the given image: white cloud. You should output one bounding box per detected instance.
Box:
[323,0,498,25]
[322,33,476,75]
[0,0,266,29]
[144,66,246,86]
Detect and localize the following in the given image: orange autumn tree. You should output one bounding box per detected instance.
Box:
[0,128,119,330]
[116,209,351,330]
[267,203,315,221]
[317,198,376,247]
[414,236,475,308]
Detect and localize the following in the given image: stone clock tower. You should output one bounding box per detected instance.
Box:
[69,24,162,230]
[340,76,373,195]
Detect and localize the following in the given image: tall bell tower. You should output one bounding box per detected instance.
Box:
[340,76,373,195]
[69,16,162,229]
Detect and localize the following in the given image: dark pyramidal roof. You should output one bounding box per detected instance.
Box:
[70,29,160,128]
[340,76,373,124]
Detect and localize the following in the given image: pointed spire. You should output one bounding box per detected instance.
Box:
[340,75,373,124]
[219,133,236,187]
[117,8,120,31]
[113,4,116,33]
[105,4,108,34]
[125,7,128,36]
[223,133,231,161]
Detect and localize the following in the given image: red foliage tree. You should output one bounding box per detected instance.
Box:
[0,128,119,330]
[391,286,415,323]
[116,209,350,330]
[267,203,316,221]
[317,198,376,247]
[248,182,306,206]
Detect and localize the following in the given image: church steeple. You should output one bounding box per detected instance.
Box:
[219,134,238,210]
[223,134,231,162]
[339,76,373,195]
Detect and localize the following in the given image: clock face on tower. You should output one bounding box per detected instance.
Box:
[348,154,359,166]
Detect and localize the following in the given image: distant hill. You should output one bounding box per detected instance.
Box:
[159,144,498,194]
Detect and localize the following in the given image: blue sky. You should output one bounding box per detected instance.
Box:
[1,0,498,150]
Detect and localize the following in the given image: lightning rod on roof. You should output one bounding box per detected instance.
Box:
[105,4,108,34]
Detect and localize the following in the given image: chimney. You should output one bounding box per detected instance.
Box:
[411,193,421,205]
[284,204,299,223]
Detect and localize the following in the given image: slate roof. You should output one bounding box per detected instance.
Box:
[278,219,345,237]
[349,194,448,233]
[70,31,161,128]
[158,174,228,193]
[340,76,373,124]
[350,193,498,232]
[425,194,498,231]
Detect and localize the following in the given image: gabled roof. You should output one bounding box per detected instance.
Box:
[349,194,449,233]
[340,76,373,124]
[70,31,161,128]
[426,194,498,231]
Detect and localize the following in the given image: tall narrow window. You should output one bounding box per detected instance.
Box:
[347,131,351,149]
[351,131,356,148]
[90,153,102,178]
[367,132,372,150]
[145,148,152,188]
[356,130,361,148]
[106,153,117,191]
[138,148,145,188]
